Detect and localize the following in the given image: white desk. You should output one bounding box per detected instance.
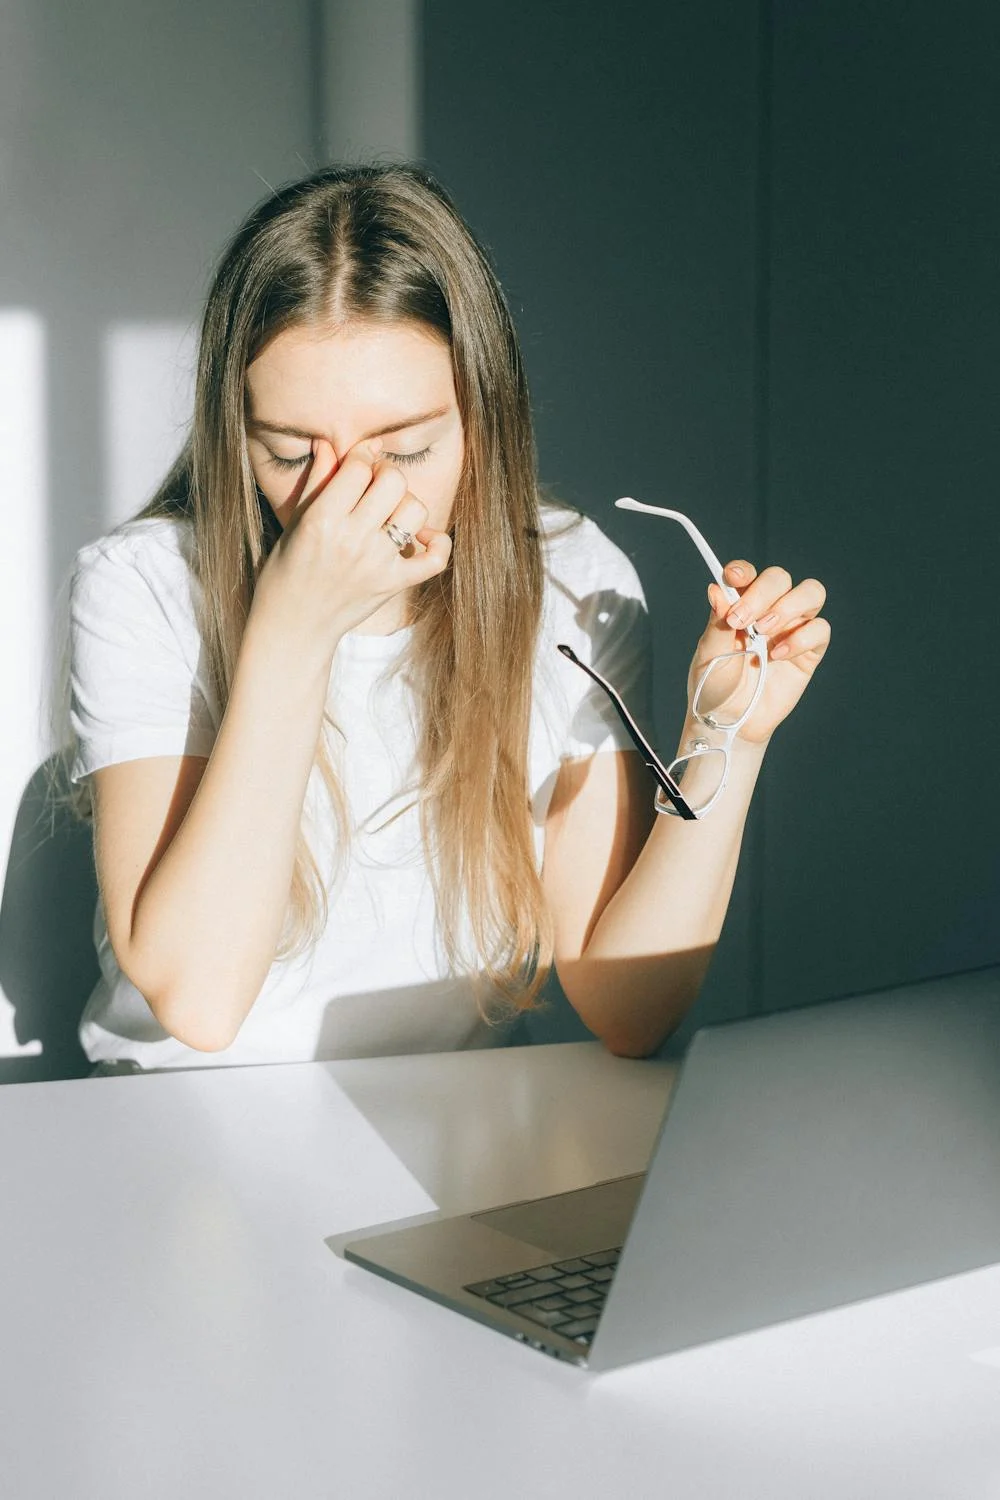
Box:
[1,1040,999,1499]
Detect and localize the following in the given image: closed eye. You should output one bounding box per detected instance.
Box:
[267,447,433,472]
[267,452,311,472]
[386,448,432,467]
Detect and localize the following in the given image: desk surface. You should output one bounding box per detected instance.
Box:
[1,1040,999,1500]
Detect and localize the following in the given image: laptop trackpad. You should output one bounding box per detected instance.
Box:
[472,1174,644,1258]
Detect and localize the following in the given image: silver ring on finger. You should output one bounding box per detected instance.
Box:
[383,520,414,552]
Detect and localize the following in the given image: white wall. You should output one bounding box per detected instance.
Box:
[0,0,316,1070]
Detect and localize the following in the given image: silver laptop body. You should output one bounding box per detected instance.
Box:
[336,967,1000,1370]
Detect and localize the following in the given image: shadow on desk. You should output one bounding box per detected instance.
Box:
[0,757,97,1085]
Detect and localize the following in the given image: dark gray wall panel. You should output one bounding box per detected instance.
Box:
[762,1,1000,1006]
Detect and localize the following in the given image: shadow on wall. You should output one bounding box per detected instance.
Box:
[0,757,98,1084]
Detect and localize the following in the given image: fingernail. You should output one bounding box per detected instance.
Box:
[729,565,745,579]
[771,641,789,658]
[757,611,778,630]
[727,610,746,629]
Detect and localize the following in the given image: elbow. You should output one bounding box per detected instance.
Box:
[172,1026,238,1055]
[145,987,240,1055]
[160,1014,239,1050]
[556,951,705,1063]
[117,941,242,1054]
[562,979,689,1059]
[599,1029,667,1061]
[592,1002,692,1059]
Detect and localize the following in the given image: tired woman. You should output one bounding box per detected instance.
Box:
[54,162,829,1073]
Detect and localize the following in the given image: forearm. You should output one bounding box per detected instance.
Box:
[558,719,768,1058]
[128,617,340,1051]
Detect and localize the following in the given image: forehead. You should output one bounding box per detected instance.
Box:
[245,320,455,421]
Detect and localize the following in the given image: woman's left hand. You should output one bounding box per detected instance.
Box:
[690,561,831,746]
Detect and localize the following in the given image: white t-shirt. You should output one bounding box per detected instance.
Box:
[67,504,654,1070]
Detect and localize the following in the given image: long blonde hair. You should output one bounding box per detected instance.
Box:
[48,162,584,1020]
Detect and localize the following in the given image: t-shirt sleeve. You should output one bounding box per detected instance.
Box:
[67,537,218,785]
[559,524,656,761]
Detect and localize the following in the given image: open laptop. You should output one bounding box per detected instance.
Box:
[336,966,1000,1370]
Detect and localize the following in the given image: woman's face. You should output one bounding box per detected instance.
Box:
[244,318,465,536]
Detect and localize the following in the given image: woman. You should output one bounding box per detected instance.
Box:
[51,162,829,1074]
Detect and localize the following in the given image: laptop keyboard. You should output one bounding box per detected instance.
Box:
[463,1247,620,1347]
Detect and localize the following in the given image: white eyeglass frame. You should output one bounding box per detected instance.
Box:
[556,500,769,821]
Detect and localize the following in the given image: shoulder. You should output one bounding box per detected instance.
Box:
[531,500,655,758]
[72,513,195,584]
[538,499,646,603]
[70,514,202,642]
[535,496,652,689]
[71,514,198,604]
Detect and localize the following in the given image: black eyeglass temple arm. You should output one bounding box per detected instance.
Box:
[556,644,697,821]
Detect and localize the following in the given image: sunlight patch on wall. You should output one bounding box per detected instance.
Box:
[103,322,197,528]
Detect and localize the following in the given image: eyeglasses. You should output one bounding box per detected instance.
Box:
[557,499,768,820]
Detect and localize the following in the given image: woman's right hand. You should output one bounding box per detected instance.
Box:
[249,435,453,657]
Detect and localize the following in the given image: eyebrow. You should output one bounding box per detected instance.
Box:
[247,404,452,443]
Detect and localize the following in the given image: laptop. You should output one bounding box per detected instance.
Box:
[335,966,1000,1370]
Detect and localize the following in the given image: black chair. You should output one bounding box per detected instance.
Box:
[0,757,98,1084]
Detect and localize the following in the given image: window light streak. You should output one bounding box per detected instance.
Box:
[0,310,48,1058]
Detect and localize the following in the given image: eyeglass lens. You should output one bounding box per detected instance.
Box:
[665,744,728,816]
[693,646,766,730]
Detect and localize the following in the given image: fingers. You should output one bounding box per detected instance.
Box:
[388,494,431,547]
[352,456,426,533]
[769,616,832,663]
[707,560,757,625]
[344,453,442,574]
[297,435,385,517]
[723,560,756,588]
[304,437,339,497]
[747,577,826,641]
[291,434,450,580]
[709,567,827,634]
[409,526,453,579]
[723,565,792,628]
